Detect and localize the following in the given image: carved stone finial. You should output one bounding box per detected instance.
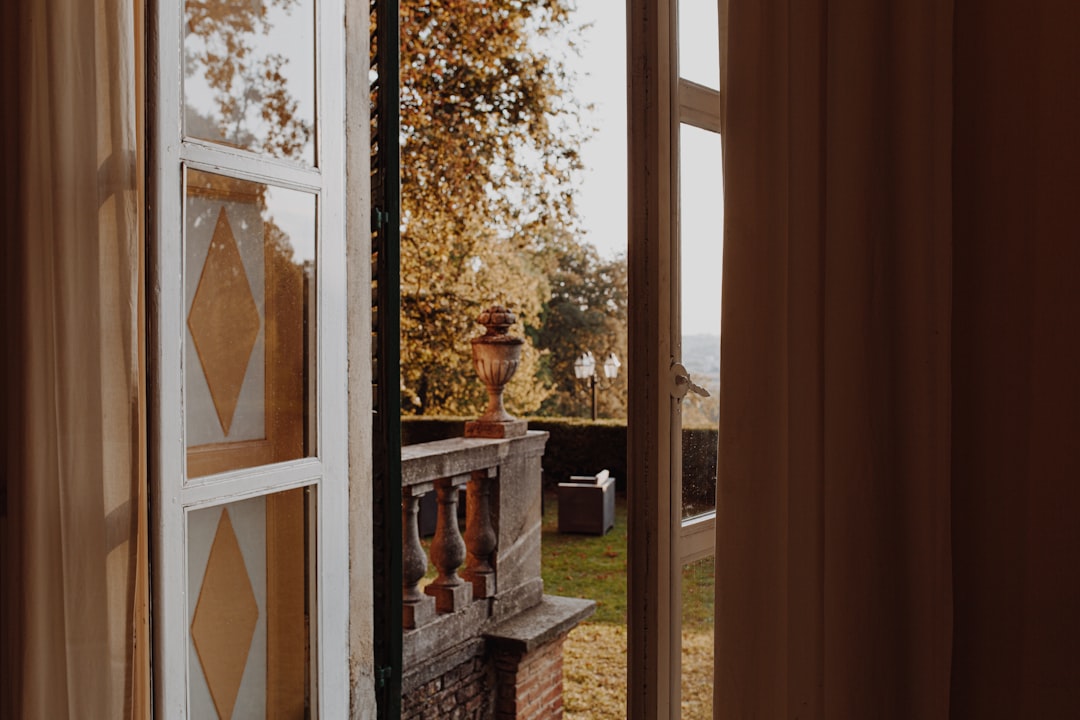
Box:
[475,306,521,338]
[465,305,528,439]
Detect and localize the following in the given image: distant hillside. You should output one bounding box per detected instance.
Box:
[681,334,721,382]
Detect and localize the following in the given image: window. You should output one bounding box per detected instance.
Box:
[149,0,351,715]
[628,0,724,717]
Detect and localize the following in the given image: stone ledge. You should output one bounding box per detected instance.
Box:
[404,596,489,668]
[402,431,550,485]
[484,595,595,654]
[403,579,545,667]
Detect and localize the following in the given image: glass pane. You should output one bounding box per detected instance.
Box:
[184,0,316,164]
[187,487,316,718]
[681,556,715,719]
[679,123,722,518]
[678,0,721,89]
[185,168,317,477]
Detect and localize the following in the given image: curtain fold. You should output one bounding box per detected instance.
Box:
[1,0,149,716]
[949,2,1080,716]
[716,1,954,716]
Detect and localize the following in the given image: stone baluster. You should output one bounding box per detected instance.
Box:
[402,483,436,629]
[425,474,474,613]
[463,467,498,598]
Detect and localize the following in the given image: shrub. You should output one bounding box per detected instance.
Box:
[401,416,717,507]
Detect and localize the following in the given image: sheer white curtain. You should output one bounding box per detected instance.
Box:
[0,0,149,717]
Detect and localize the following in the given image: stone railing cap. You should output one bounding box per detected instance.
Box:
[484,594,596,653]
[401,431,549,487]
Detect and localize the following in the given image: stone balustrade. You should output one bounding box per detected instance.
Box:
[400,430,594,717]
[401,431,548,662]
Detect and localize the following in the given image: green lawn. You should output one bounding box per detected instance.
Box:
[540,491,714,631]
[541,492,630,624]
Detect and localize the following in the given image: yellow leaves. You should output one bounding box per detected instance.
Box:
[398,0,593,416]
[562,624,628,719]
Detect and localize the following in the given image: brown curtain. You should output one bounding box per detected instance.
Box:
[717,0,1080,717]
[715,0,955,716]
[950,1,1080,716]
[0,0,150,717]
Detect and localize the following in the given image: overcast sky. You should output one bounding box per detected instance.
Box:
[569,1,724,337]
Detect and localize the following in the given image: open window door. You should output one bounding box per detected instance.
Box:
[149,0,350,715]
[627,0,725,717]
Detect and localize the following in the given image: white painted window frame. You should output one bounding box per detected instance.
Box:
[148,0,350,715]
[628,0,725,717]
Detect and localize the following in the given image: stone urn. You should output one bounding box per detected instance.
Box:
[465,305,528,439]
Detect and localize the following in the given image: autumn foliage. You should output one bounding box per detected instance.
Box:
[399,0,626,417]
[187,0,628,418]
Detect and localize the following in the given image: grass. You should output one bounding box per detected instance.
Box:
[540,491,714,632]
[541,491,716,720]
[540,491,630,624]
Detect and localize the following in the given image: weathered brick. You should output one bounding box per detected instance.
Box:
[403,650,497,720]
[466,692,486,712]
[403,627,576,718]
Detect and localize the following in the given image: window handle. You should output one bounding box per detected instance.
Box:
[670,362,711,399]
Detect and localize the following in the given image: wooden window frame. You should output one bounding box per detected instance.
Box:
[627,0,726,717]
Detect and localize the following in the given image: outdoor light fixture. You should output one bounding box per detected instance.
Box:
[574,351,620,420]
[602,352,621,379]
[573,351,596,380]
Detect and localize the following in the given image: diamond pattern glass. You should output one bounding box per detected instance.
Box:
[188,206,262,436]
[188,489,315,719]
[184,169,317,477]
[191,508,259,719]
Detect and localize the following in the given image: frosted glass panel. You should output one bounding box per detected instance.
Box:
[185,168,316,477]
[187,487,315,719]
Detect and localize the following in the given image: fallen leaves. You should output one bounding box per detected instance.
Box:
[562,623,714,719]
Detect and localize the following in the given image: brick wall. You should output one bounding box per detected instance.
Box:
[402,652,494,720]
[402,636,569,720]
[493,636,565,720]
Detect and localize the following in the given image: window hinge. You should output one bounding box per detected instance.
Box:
[372,206,390,231]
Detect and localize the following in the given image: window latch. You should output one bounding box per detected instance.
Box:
[670,362,710,399]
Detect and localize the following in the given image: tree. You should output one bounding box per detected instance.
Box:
[398,0,591,417]
[185,0,312,160]
[531,233,628,418]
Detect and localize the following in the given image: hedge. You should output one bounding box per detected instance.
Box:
[401,416,717,508]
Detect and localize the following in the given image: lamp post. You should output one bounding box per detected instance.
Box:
[574,351,621,420]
